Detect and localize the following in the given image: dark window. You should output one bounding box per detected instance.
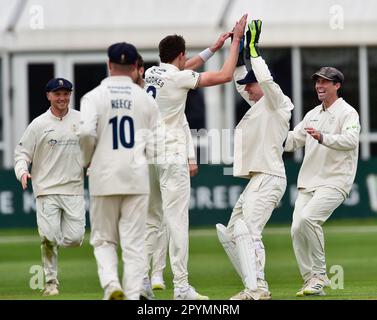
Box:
[301,48,359,116]
[185,88,206,130]
[28,63,54,122]
[143,61,158,74]
[371,143,377,157]
[0,58,2,141]
[368,47,377,132]
[74,63,107,110]
[185,66,206,130]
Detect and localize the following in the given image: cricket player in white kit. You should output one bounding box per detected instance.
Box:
[216,20,294,300]
[141,14,248,300]
[147,139,198,292]
[78,42,160,300]
[14,78,85,296]
[284,67,360,296]
[136,52,197,292]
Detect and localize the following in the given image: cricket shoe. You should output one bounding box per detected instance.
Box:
[257,279,271,299]
[151,275,166,290]
[103,284,125,300]
[296,279,310,297]
[302,274,330,296]
[230,288,271,300]
[140,277,155,300]
[42,280,59,296]
[174,285,209,300]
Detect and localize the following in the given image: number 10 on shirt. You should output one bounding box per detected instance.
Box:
[109,116,135,149]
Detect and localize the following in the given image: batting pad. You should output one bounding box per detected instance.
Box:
[216,224,245,286]
[234,219,258,290]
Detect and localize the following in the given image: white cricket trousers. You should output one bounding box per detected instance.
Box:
[90,194,148,300]
[146,166,169,279]
[151,224,169,278]
[145,162,190,288]
[226,173,286,282]
[36,195,86,283]
[291,187,345,282]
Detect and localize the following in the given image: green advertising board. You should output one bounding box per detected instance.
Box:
[1,160,376,228]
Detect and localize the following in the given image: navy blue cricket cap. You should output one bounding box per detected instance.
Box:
[108,42,138,65]
[236,69,258,85]
[45,78,73,92]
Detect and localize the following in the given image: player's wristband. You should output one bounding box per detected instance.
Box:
[199,48,214,62]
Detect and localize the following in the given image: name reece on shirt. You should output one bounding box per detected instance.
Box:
[111,99,132,110]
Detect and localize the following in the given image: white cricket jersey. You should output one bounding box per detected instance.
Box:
[14,108,84,197]
[284,98,360,196]
[233,57,294,179]
[144,63,200,157]
[79,75,160,196]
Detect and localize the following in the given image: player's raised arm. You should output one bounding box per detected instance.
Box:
[197,14,247,87]
[184,32,232,71]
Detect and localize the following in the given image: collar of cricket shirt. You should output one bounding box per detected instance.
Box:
[159,62,180,72]
[321,97,344,114]
[103,75,133,83]
[48,107,71,120]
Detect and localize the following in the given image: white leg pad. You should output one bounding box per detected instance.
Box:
[216,224,245,286]
[254,240,266,280]
[234,219,258,290]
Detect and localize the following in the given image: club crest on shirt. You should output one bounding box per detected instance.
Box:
[48,139,58,147]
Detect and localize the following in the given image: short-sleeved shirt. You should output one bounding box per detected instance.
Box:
[144,63,200,156]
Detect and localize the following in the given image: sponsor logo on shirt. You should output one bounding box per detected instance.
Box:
[108,85,131,94]
[47,139,78,148]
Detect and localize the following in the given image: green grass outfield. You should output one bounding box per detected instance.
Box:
[1,218,377,300]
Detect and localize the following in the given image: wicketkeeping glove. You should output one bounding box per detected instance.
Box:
[246,20,262,59]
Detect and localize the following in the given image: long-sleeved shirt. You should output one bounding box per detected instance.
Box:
[79,75,160,196]
[284,97,360,196]
[14,108,84,197]
[233,57,294,179]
